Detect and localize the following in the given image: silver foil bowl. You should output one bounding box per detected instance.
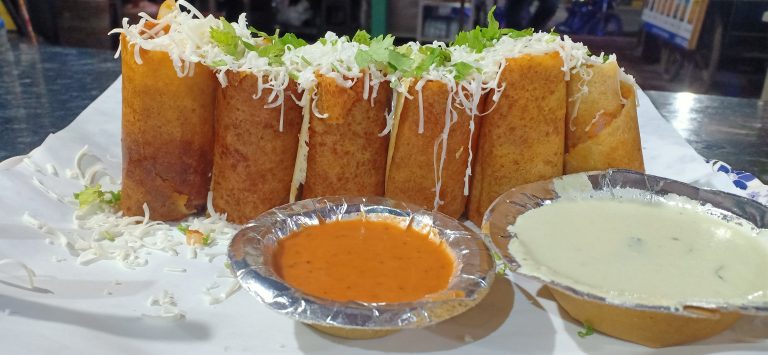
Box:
[228,196,496,339]
[482,169,768,347]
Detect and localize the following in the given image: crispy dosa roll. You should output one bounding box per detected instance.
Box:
[467,52,566,225]
[212,73,303,223]
[386,80,479,219]
[298,74,390,198]
[564,61,644,173]
[120,34,216,221]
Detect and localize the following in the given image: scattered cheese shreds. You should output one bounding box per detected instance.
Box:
[163,267,187,273]
[143,290,185,320]
[23,157,43,174]
[0,259,37,289]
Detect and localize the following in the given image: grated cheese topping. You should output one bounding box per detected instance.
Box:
[0,259,37,289]
[108,0,220,77]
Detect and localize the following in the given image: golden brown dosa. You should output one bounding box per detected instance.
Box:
[120,34,216,221]
[212,72,303,224]
[565,60,624,151]
[301,74,390,198]
[467,52,566,225]
[564,73,644,173]
[386,80,479,218]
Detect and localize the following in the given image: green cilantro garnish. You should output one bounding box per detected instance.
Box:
[250,29,308,66]
[210,59,228,67]
[102,231,115,242]
[451,6,534,52]
[201,234,211,246]
[409,46,451,78]
[177,224,190,234]
[602,54,611,63]
[452,61,475,81]
[354,34,415,74]
[351,29,372,45]
[491,251,510,275]
[577,323,595,338]
[387,50,415,73]
[247,26,269,38]
[241,39,258,51]
[210,17,247,59]
[73,185,121,209]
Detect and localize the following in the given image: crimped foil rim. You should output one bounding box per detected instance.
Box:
[228,196,496,329]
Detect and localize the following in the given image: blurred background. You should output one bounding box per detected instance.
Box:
[1,0,766,98]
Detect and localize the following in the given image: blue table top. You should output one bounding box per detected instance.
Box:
[0,34,121,160]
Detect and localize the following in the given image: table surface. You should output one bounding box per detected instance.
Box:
[1,35,767,181]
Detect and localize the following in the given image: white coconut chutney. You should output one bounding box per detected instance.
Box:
[508,197,768,307]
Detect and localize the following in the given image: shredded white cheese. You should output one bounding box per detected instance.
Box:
[0,259,37,289]
[143,290,185,320]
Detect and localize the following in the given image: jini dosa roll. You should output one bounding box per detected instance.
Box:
[468,52,566,225]
[120,35,216,221]
[298,74,390,199]
[386,80,479,219]
[212,73,303,223]
[564,61,644,173]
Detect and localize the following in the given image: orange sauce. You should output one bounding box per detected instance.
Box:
[272,219,455,303]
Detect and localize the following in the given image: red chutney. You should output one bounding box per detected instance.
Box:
[272,219,456,303]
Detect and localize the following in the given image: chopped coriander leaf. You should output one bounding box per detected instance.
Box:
[602,54,611,63]
[411,46,451,77]
[368,35,395,62]
[177,224,190,234]
[354,50,372,68]
[209,17,246,59]
[387,50,415,73]
[247,26,270,39]
[241,39,258,51]
[73,185,121,208]
[577,323,595,338]
[105,190,121,205]
[280,33,307,48]
[102,231,115,242]
[453,61,475,81]
[451,6,533,52]
[210,59,228,67]
[506,28,534,39]
[201,234,211,246]
[491,250,510,275]
[352,29,372,45]
[252,30,307,66]
[73,185,102,207]
[452,29,485,52]
[354,34,409,74]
